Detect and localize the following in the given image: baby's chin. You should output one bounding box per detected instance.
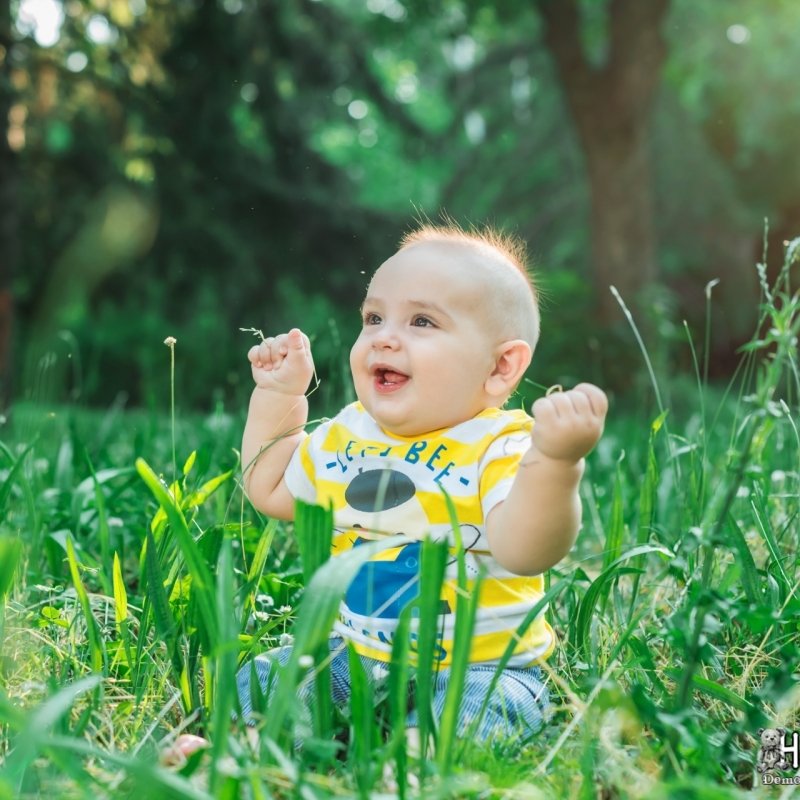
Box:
[369,406,466,438]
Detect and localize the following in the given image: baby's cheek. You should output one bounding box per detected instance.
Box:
[349,339,363,373]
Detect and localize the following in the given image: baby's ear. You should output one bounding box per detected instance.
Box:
[485,339,531,398]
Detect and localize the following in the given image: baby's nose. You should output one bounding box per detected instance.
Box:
[372,326,401,349]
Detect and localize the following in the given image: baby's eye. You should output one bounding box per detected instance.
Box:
[411,315,435,328]
[363,312,382,325]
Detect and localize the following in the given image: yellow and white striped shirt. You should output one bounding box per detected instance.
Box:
[285,402,555,667]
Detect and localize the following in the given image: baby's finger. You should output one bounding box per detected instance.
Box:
[274,333,291,357]
[565,389,592,417]
[247,344,262,367]
[545,391,575,419]
[574,383,609,418]
[531,395,559,423]
[253,337,275,371]
[288,328,306,352]
[263,336,279,365]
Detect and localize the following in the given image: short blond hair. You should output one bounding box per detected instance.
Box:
[398,221,540,352]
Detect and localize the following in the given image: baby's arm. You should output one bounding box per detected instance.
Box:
[241,328,314,520]
[485,383,608,575]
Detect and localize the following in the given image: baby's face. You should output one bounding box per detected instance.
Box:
[350,241,502,437]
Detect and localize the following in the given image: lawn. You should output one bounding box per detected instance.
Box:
[1,252,798,799]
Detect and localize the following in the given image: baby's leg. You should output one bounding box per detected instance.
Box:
[163,637,353,765]
[407,664,549,743]
[452,664,549,741]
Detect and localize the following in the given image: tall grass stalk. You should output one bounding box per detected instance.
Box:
[0,536,22,656]
[294,501,335,741]
[609,288,667,424]
[165,336,177,484]
[209,541,237,794]
[436,491,482,776]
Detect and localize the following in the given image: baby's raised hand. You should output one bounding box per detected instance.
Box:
[248,328,314,396]
[530,383,608,463]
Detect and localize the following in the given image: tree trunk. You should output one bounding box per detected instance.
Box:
[537,0,670,324]
[0,0,17,409]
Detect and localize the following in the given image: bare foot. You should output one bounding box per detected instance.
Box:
[160,733,210,767]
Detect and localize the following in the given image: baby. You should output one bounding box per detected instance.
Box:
[235,223,607,743]
[166,223,607,762]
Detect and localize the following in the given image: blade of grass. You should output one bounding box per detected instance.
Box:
[112,551,135,672]
[0,440,34,517]
[387,606,412,797]
[689,674,756,715]
[210,540,238,794]
[411,536,449,762]
[347,641,378,798]
[725,514,762,605]
[136,457,219,648]
[144,526,185,701]
[65,533,106,674]
[574,544,673,665]
[182,469,234,510]
[0,536,22,660]
[610,285,678,478]
[602,453,626,572]
[437,489,483,776]
[629,412,665,616]
[601,453,627,620]
[294,500,334,741]
[242,519,277,628]
[750,489,793,596]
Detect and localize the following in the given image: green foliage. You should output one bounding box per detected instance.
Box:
[12,0,800,411]
[0,246,798,796]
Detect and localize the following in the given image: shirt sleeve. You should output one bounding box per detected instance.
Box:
[478,413,533,520]
[284,429,318,503]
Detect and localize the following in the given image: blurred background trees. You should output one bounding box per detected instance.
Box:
[3,0,799,412]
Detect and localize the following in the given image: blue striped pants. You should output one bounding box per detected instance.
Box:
[236,636,549,743]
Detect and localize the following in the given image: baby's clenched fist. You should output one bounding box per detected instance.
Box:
[530,383,608,463]
[248,328,314,396]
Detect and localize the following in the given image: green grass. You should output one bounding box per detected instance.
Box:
[1,243,799,798]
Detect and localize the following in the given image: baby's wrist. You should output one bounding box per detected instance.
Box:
[252,384,308,400]
[522,445,585,472]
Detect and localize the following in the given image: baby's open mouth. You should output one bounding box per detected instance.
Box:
[374,367,410,387]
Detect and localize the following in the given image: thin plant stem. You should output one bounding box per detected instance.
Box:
[609,286,679,476]
[164,336,177,484]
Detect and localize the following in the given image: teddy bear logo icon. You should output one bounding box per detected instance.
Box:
[757,728,793,774]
